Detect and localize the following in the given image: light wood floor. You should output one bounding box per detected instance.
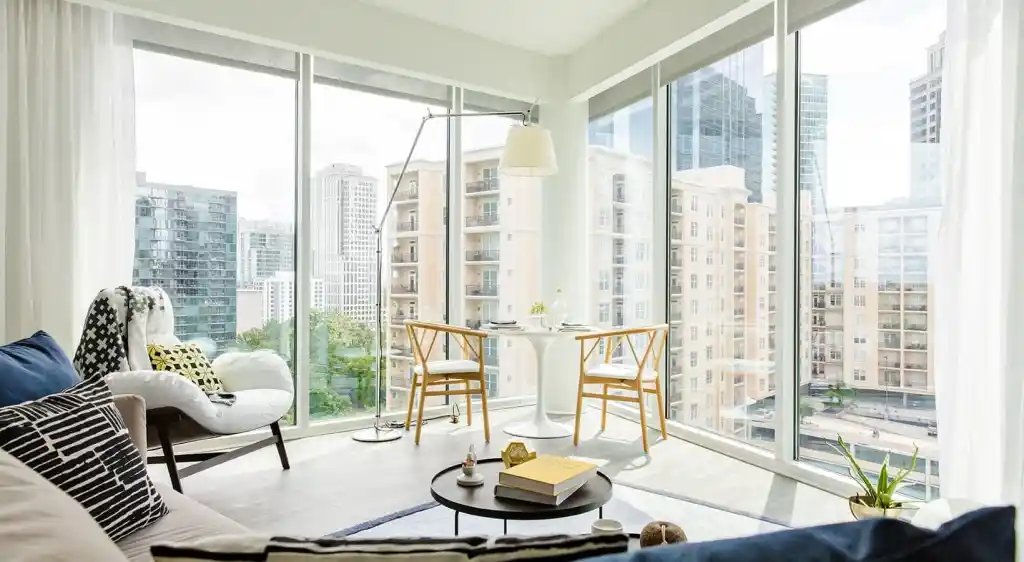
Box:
[149,406,853,537]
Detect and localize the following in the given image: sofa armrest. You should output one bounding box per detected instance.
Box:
[113,394,147,459]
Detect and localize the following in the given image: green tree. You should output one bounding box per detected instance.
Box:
[799,399,816,423]
[825,381,855,408]
[235,311,381,419]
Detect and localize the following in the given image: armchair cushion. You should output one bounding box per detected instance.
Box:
[413,359,481,376]
[0,330,81,407]
[148,343,223,393]
[106,371,292,435]
[212,350,293,393]
[586,363,657,381]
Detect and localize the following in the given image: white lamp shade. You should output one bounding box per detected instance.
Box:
[499,125,558,177]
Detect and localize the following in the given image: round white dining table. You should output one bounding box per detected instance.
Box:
[484,327,579,439]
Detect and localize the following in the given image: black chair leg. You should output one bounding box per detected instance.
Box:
[270,421,290,470]
[155,419,183,493]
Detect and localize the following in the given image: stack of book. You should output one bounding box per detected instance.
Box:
[494,456,598,506]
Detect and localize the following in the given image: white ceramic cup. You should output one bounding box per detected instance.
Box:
[591,519,624,535]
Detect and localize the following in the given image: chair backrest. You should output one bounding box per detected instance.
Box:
[404,320,488,370]
[576,325,669,375]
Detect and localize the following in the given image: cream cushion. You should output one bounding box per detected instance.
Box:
[0,449,127,561]
[116,483,248,562]
[586,363,657,381]
[413,359,481,375]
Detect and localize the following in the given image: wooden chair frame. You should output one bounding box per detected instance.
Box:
[573,325,669,453]
[404,320,491,444]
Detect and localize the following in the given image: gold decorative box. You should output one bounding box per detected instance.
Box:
[500,441,537,468]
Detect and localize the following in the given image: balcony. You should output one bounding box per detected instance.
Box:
[905,323,927,331]
[392,253,417,264]
[466,319,483,329]
[466,178,499,194]
[466,215,500,228]
[733,309,745,318]
[905,342,929,351]
[394,188,418,202]
[671,201,684,214]
[390,346,413,357]
[904,304,928,312]
[466,284,498,297]
[484,354,499,366]
[466,249,500,262]
[669,284,683,296]
[734,285,745,294]
[612,283,625,297]
[880,359,901,369]
[812,300,825,310]
[391,314,418,325]
[905,362,927,371]
[879,322,901,330]
[879,339,902,350]
[613,189,627,203]
[396,221,418,232]
[613,222,626,235]
[905,282,929,292]
[613,254,626,265]
[768,265,777,273]
[734,263,745,272]
[391,284,418,295]
[879,245,901,254]
[670,256,683,268]
[735,240,746,249]
[812,283,827,292]
[769,285,777,292]
[735,215,746,226]
[878,282,901,292]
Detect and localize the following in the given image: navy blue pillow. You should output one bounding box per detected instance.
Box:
[0,331,81,407]
[593,506,1014,562]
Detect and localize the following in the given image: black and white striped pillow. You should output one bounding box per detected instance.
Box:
[0,377,168,541]
[151,533,630,561]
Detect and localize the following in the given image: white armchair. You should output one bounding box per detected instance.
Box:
[75,287,292,493]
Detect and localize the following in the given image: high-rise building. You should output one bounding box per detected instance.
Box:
[310,163,378,325]
[237,219,294,290]
[261,272,325,324]
[763,73,829,212]
[673,46,766,203]
[384,148,542,407]
[910,33,945,144]
[909,34,945,203]
[590,48,766,203]
[133,173,238,348]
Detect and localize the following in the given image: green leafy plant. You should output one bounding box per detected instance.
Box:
[530,302,547,315]
[825,381,855,408]
[798,399,816,423]
[831,434,918,509]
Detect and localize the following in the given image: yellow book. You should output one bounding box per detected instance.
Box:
[498,456,598,496]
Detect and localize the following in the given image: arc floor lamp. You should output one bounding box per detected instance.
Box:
[353,109,559,443]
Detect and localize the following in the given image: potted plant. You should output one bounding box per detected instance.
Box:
[831,435,918,519]
[529,302,547,328]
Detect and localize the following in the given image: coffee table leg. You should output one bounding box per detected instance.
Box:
[454,511,459,536]
[599,506,604,519]
[503,519,507,535]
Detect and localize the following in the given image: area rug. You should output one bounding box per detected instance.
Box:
[331,482,788,542]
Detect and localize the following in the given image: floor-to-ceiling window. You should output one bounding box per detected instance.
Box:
[462,110,541,401]
[796,0,946,500]
[132,48,297,402]
[665,39,776,449]
[588,99,656,332]
[311,63,449,420]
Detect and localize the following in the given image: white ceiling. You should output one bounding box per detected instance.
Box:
[357,0,650,55]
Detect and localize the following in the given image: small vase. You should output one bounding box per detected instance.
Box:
[530,314,547,329]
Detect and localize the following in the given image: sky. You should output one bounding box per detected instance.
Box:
[134,0,946,223]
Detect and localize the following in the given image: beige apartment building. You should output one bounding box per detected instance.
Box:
[384,147,542,410]
[808,203,939,398]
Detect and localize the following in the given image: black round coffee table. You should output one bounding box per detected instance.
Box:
[430,458,613,535]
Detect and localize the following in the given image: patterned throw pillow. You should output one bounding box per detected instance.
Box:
[0,377,168,541]
[148,343,223,393]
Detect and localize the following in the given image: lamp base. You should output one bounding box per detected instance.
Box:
[352,426,402,443]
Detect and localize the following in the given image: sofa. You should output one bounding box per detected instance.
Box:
[1,394,248,562]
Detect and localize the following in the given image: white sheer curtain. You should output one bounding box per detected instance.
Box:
[936,0,1024,508]
[0,0,136,351]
